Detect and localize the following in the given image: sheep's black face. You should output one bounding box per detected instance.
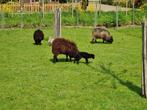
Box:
[106,36,113,43]
[110,36,113,43]
[91,54,95,59]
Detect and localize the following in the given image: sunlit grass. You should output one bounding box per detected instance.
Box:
[0,27,145,110]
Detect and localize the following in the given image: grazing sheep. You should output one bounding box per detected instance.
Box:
[91,27,113,43]
[52,38,80,63]
[70,52,95,64]
[78,52,95,63]
[33,29,44,45]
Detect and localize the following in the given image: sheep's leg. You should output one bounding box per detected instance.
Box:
[74,59,76,63]
[53,55,58,62]
[76,59,79,64]
[91,38,94,42]
[85,58,88,63]
[66,54,68,61]
[102,39,105,43]
[92,37,97,43]
[69,56,72,61]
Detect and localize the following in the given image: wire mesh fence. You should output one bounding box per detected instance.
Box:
[0,1,146,29]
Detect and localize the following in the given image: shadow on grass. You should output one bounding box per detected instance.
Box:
[90,41,113,44]
[33,43,42,45]
[99,63,141,96]
[50,58,71,63]
[86,62,141,96]
[50,58,93,64]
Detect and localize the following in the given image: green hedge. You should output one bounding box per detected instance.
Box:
[0,10,145,28]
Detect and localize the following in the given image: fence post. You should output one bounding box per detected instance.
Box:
[94,1,98,27]
[115,1,119,29]
[20,0,24,29]
[54,8,61,38]
[142,21,147,97]
[72,0,74,17]
[0,4,5,29]
[39,0,44,25]
[125,0,128,16]
[132,0,135,26]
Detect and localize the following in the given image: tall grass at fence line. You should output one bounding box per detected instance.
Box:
[0,10,145,28]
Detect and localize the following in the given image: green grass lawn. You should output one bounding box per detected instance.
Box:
[0,27,145,110]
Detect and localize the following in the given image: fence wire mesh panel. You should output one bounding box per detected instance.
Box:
[0,1,146,28]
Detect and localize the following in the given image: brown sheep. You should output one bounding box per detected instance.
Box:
[91,27,113,43]
[52,38,80,63]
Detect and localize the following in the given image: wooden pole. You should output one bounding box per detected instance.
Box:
[72,0,73,17]
[39,0,44,26]
[142,21,147,97]
[132,0,135,26]
[30,0,32,12]
[126,0,128,16]
[94,1,98,27]
[76,9,79,26]
[98,0,101,15]
[0,4,5,29]
[20,0,24,29]
[54,8,61,38]
[116,1,119,29]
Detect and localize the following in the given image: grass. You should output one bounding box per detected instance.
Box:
[0,27,145,110]
[0,10,145,28]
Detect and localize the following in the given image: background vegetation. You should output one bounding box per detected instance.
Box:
[0,10,145,28]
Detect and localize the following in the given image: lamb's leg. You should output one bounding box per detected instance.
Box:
[66,54,68,61]
[102,39,105,43]
[69,56,72,61]
[85,58,88,63]
[74,59,75,63]
[91,37,96,43]
[74,58,78,64]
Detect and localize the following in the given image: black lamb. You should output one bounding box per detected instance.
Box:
[74,52,95,63]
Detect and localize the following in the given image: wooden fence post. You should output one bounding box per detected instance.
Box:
[142,21,147,97]
[115,1,119,29]
[0,4,5,29]
[132,0,135,26]
[54,8,61,38]
[20,0,24,29]
[94,1,98,27]
[39,0,44,25]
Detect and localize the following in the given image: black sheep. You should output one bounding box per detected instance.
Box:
[78,52,95,63]
[33,29,44,45]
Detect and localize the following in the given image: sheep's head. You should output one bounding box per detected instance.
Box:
[106,36,113,43]
[109,36,113,43]
[91,54,95,59]
[48,37,54,46]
